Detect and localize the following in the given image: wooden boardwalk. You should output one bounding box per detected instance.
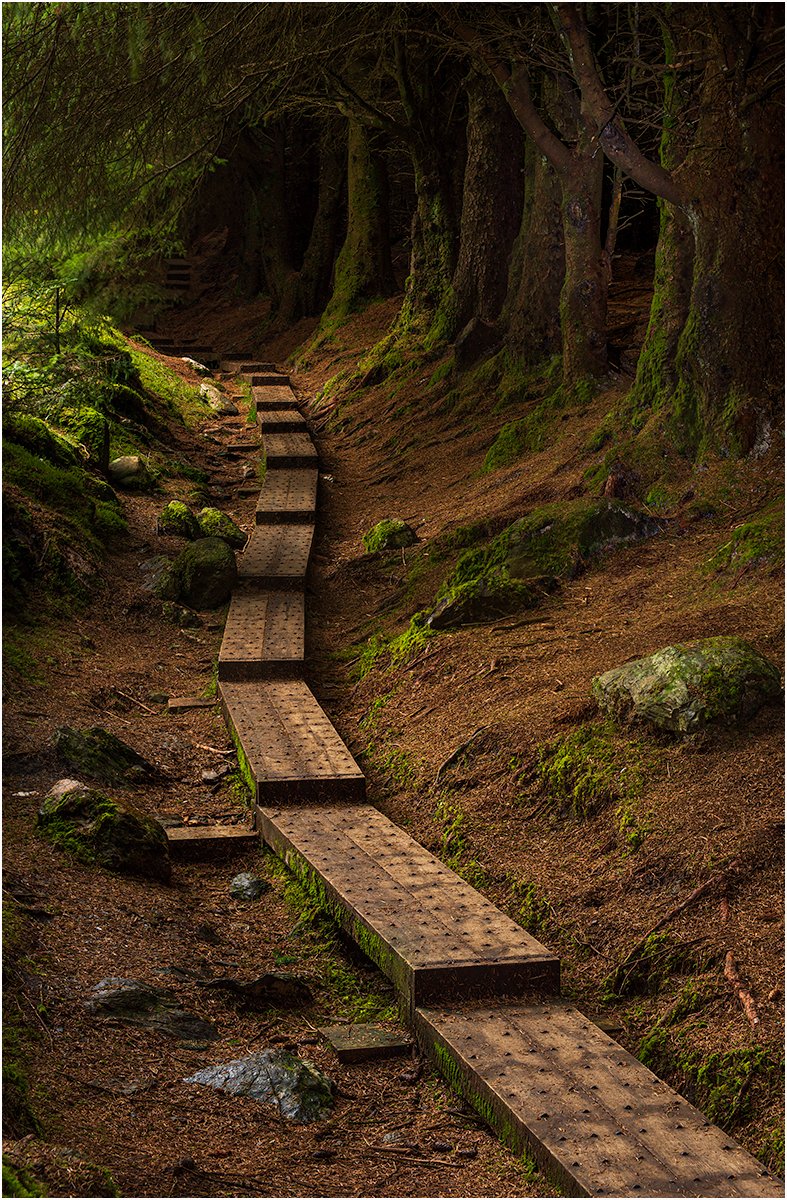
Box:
[200,365,782,1199]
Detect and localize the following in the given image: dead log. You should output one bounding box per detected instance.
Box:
[724,951,760,1030]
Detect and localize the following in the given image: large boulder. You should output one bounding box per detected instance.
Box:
[363,519,418,554]
[158,500,200,540]
[108,455,152,490]
[196,507,247,549]
[427,577,551,630]
[592,637,782,734]
[53,726,160,786]
[171,537,237,608]
[186,1049,334,1122]
[38,780,171,882]
[85,978,216,1040]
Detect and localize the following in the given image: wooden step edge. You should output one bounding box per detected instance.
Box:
[166,824,259,859]
[413,1002,783,1199]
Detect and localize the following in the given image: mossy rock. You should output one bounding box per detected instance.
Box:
[196,507,247,549]
[139,555,179,601]
[592,636,783,734]
[363,519,418,554]
[108,455,152,490]
[158,500,199,540]
[53,725,159,786]
[3,413,82,468]
[37,780,171,882]
[427,577,552,630]
[186,1048,334,1122]
[171,536,237,609]
[431,499,659,628]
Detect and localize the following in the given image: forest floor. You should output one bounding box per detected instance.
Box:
[3,267,784,1197]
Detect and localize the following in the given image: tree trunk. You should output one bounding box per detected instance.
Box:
[559,148,607,386]
[398,142,457,340]
[630,8,782,454]
[504,123,564,365]
[296,120,345,317]
[257,122,298,319]
[318,117,395,333]
[451,68,523,339]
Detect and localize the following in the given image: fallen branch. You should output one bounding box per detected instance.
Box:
[435,726,489,786]
[724,951,760,1029]
[113,689,157,714]
[609,860,740,993]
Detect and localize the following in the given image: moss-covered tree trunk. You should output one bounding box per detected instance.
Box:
[296,120,346,318]
[399,143,457,340]
[318,117,395,333]
[630,9,782,454]
[450,68,524,344]
[257,121,299,325]
[559,149,607,386]
[503,101,565,366]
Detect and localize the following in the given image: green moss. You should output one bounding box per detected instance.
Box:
[483,377,597,472]
[2,1158,43,1197]
[509,877,553,937]
[157,500,198,540]
[127,347,207,427]
[605,932,715,999]
[537,722,646,821]
[706,499,784,579]
[758,1125,785,1176]
[362,519,417,554]
[2,412,81,467]
[196,507,247,550]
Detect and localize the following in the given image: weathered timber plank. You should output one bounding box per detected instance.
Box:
[253,385,299,411]
[219,589,305,681]
[256,469,318,525]
[238,524,314,586]
[238,362,277,373]
[256,804,559,1007]
[167,825,259,859]
[415,1002,783,1198]
[221,682,365,803]
[256,408,306,433]
[167,697,217,711]
[263,431,317,469]
[249,373,290,386]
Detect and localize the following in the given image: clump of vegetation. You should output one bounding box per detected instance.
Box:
[352,611,435,680]
[537,721,647,820]
[706,498,784,579]
[605,932,716,998]
[508,876,553,937]
[483,376,596,472]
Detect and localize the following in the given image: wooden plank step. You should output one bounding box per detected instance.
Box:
[256,469,318,525]
[167,696,217,711]
[238,362,277,373]
[263,431,317,469]
[219,589,305,680]
[414,1001,782,1198]
[248,373,290,386]
[221,682,366,803]
[254,386,299,411]
[257,804,559,1008]
[166,825,259,858]
[257,408,306,433]
[238,524,314,585]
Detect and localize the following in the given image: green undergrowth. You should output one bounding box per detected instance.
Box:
[705,497,784,580]
[537,721,651,844]
[605,931,719,999]
[483,374,596,472]
[352,611,435,680]
[2,1158,44,1198]
[269,857,398,1023]
[432,794,488,889]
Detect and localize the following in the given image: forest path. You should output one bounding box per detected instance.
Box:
[206,364,781,1199]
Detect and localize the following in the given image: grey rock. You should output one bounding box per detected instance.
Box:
[427,577,551,630]
[53,726,160,786]
[200,383,238,416]
[108,455,152,489]
[38,779,171,882]
[182,357,212,376]
[85,977,217,1040]
[139,555,179,601]
[230,872,271,901]
[186,1048,334,1122]
[198,972,312,1010]
[592,636,782,734]
[170,537,237,609]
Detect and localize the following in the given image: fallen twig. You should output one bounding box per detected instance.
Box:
[724,950,760,1029]
[113,689,158,714]
[435,725,489,785]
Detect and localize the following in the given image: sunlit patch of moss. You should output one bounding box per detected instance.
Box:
[705,498,784,579]
[537,721,649,821]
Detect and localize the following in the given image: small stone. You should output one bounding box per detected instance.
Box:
[201,764,230,783]
[311,1149,336,1162]
[182,356,212,375]
[201,383,238,416]
[229,872,271,901]
[456,1146,478,1159]
[431,1141,453,1153]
